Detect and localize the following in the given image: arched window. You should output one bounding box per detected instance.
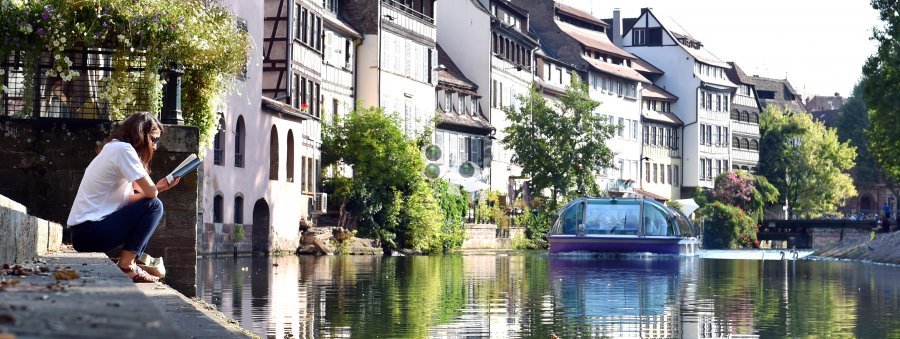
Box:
[732,136,740,148]
[234,116,245,168]
[750,139,759,150]
[287,130,295,182]
[731,109,740,120]
[741,138,750,149]
[213,115,225,165]
[234,195,244,224]
[750,112,759,124]
[270,126,279,180]
[740,111,750,122]
[213,194,223,223]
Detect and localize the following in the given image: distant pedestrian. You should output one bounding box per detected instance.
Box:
[884,203,891,218]
[66,112,180,283]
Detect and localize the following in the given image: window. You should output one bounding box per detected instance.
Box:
[645,161,651,182]
[444,91,452,112]
[234,116,245,167]
[650,126,657,146]
[667,165,672,184]
[213,116,225,165]
[458,95,465,113]
[269,126,279,180]
[647,27,663,46]
[733,136,741,148]
[234,196,244,224]
[491,80,497,108]
[653,163,658,183]
[716,126,722,145]
[751,112,759,124]
[287,131,295,182]
[632,28,646,45]
[700,124,706,145]
[750,139,759,150]
[674,165,680,186]
[213,195,223,223]
[471,98,478,116]
[643,125,649,144]
[706,125,713,144]
[301,156,307,190]
[618,118,625,137]
[706,93,713,110]
[308,157,314,193]
[700,91,706,109]
[723,96,729,112]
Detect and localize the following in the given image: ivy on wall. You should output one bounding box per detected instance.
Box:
[0,0,249,147]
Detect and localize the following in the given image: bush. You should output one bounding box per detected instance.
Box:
[475,190,509,229]
[430,179,468,251]
[702,202,758,249]
[516,206,554,249]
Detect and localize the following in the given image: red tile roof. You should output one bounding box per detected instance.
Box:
[554,2,609,28]
[557,22,634,60]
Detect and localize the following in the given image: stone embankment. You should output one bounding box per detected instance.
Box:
[813,231,900,265]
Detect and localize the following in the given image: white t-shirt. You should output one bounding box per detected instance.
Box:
[66,141,149,226]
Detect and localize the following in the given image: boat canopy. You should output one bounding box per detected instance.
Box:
[549,198,697,237]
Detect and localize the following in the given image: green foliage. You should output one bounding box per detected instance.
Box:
[0,0,250,148]
[516,207,553,249]
[711,170,779,222]
[322,105,447,253]
[863,0,900,186]
[430,179,468,251]
[232,223,244,242]
[502,75,616,209]
[758,107,857,218]
[701,202,758,249]
[475,190,509,229]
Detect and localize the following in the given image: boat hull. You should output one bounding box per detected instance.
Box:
[548,235,700,255]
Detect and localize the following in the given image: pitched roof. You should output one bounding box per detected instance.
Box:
[751,75,809,113]
[437,44,478,93]
[725,62,754,86]
[557,21,634,60]
[601,17,639,40]
[811,109,841,126]
[806,95,845,112]
[632,55,663,75]
[642,110,683,126]
[582,56,650,83]
[554,2,609,28]
[641,84,678,100]
[436,109,494,135]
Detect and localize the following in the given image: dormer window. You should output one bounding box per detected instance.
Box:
[458,95,466,113]
[444,91,452,112]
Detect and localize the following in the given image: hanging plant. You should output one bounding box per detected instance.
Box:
[0,0,250,148]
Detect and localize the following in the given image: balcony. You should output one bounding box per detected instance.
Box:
[381,0,434,24]
[381,0,436,41]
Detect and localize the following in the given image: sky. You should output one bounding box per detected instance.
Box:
[559,0,883,100]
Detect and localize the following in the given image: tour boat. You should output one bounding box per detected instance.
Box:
[547,197,701,255]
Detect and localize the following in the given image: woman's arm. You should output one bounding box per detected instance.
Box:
[133,175,180,199]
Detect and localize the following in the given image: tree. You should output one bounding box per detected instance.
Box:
[836,79,900,201]
[863,0,900,188]
[712,170,779,222]
[758,107,857,218]
[502,74,616,209]
[322,106,444,253]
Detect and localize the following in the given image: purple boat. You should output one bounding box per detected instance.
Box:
[548,197,700,255]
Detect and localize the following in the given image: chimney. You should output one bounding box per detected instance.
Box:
[613,8,623,47]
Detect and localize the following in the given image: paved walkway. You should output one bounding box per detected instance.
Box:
[0,251,252,339]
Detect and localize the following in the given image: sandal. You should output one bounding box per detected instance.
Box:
[119,265,160,283]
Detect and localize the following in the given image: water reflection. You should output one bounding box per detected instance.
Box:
[196,254,900,338]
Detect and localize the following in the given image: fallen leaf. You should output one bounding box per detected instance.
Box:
[54,269,80,280]
[0,333,16,339]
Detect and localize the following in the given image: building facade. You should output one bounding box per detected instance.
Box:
[725,62,762,172]
[342,0,438,137]
[613,8,737,194]
[518,1,647,194]
[199,0,358,254]
[640,84,683,200]
[750,75,807,114]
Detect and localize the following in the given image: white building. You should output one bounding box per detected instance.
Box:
[725,62,762,173]
[518,1,648,194]
[342,0,438,137]
[614,8,737,194]
[436,0,539,202]
[199,0,357,254]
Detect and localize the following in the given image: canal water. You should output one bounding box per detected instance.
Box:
[196,252,900,338]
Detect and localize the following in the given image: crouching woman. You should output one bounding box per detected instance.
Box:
[66,112,180,283]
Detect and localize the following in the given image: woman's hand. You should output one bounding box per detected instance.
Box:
[155,177,180,192]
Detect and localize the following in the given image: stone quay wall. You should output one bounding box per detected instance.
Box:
[0,118,199,295]
[460,224,524,249]
[808,227,872,249]
[0,194,63,264]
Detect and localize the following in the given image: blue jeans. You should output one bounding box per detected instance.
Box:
[71,198,164,257]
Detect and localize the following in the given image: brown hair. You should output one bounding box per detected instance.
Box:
[101,112,163,172]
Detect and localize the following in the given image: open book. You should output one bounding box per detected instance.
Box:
[166,154,202,184]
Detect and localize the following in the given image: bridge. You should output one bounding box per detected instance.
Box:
[757,220,876,249]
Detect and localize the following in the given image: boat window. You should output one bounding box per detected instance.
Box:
[673,210,695,237]
[583,201,640,235]
[560,202,584,235]
[643,203,675,236]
